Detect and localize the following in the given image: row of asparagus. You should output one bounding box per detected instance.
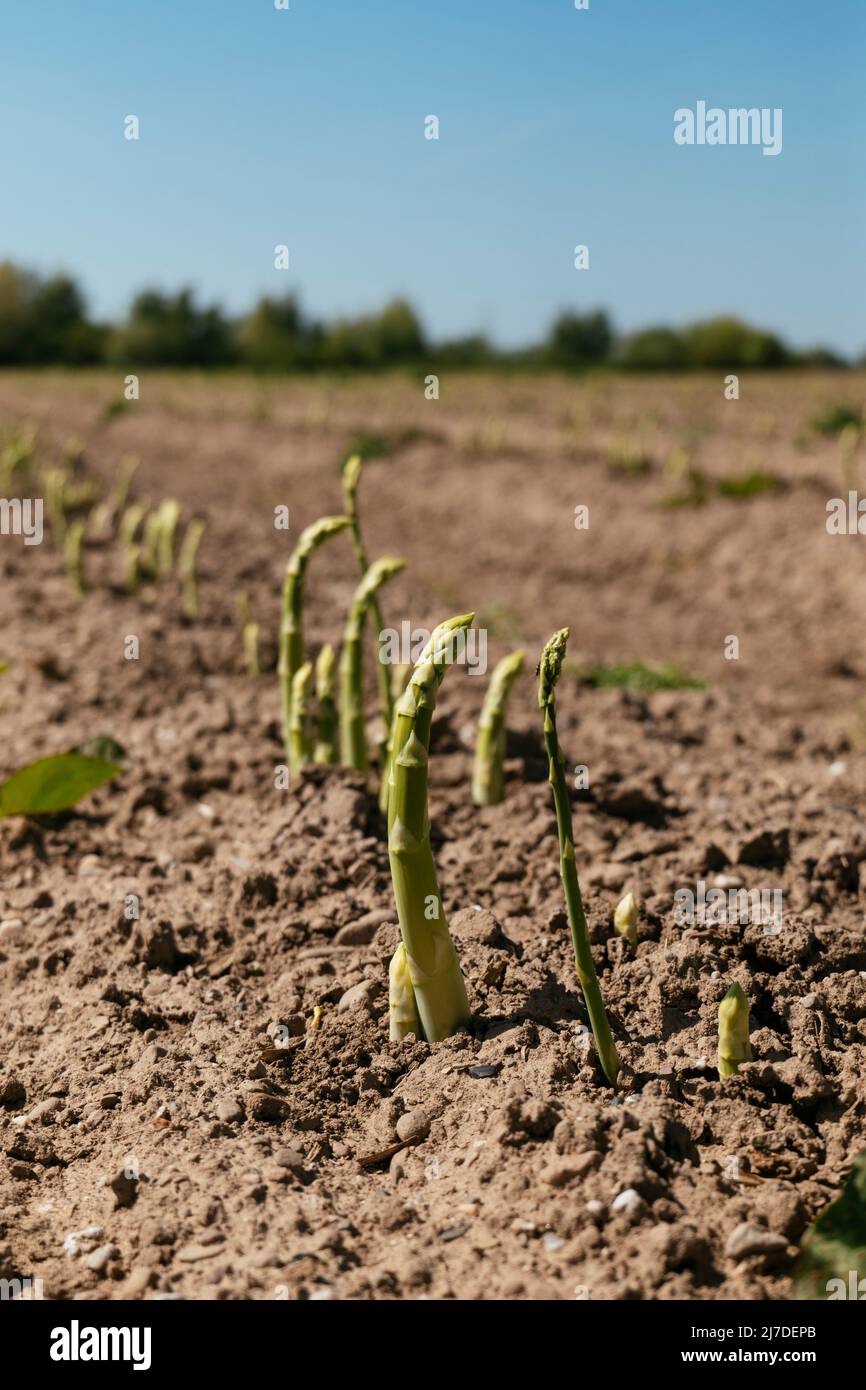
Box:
[277,457,753,1089]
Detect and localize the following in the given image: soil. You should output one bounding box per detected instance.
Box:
[1,368,865,1301]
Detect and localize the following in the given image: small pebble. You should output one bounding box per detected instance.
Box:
[86,1244,119,1274]
[467,1064,500,1079]
[395,1111,429,1144]
[216,1098,244,1125]
[611,1188,644,1218]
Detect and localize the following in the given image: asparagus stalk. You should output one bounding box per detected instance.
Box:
[64,520,87,595]
[339,556,406,773]
[278,515,350,770]
[124,542,142,595]
[718,982,752,1078]
[289,662,313,773]
[388,941,421,1041]
[379,661,411,815]
[314,643,338,765]
[342,455,394,762]
[613,891,638,950]
[178,518,206,618]
[142,510,162,579]
[472,648,525,805]
[387,613,473,1043]
[539,629,620,1087]
[119,499,150,549]
[235,592,261,677]
[157,498,182,577]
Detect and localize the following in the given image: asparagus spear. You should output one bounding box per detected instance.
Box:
[178,518,206,618]
[388,941,421,1041]
[278,515,350,770]
[379,661,411,815]
[157,498,182,577]
[342,455,394,765]
[718,982,752,1078]
[387,613,473,1043]
[64,520,87,596]
[613,891,638,950]
[235,592,261,677]
[314,643,338,765]
[119,499,150,549]
[289,662,313,774]
[539,629,620,1087]
[472,648,525,805]
[339,556,406,773]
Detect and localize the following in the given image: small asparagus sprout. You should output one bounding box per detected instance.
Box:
[343,455,394,763]
[718,982,752,1078]
[289,661,314,773]
[91,454,139,535]
[124,543,142,595]
[613,891,638,950]
[379,661,411,815]
[119,499,150,549]
[142,510,162,579]
[157,498,182,577]
[235,592,261,677]
[64,520,87,596]
[539,629,620,1087]
[388,941,421,1041]
[340,556,406,773]
[472,648,526,805]
[387,614,474,1043]
[314,643,338,765]
[178,518,206,619]
[278,515,351,767]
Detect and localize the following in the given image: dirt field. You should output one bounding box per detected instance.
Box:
[1,367,864,1301]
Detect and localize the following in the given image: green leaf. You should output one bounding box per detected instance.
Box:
[0,661,9,676]
[74,736,128,766]
[793,1153,866,1299]
[0,750,124,819]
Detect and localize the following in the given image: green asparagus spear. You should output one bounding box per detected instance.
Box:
[124,542,142,595]
[119,499,150,549]
[379,661,411,815]
[64,520,87,596]
[718,982,752,1078]
[342,455,394,763]
[472,648,525,805]
[157,498,182,578]
[278,515,350,770]
[314,643,338,765]
[178,518,205,618]
[387,614,473,1043]
[340,556,406,773]
[388,941,421,1041]
[289,661,313,774]
[539,629,620,1087]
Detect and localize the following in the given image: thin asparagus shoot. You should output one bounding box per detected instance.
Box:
[289,661,313,774]
[178,518,206,619]
[157,498,182,577]
[124,543,142,595]
[613,891,638,950]
[64,520,87,596]
[472,648,526,805]
[718,982,752,1078]
[314,643,338,765]
[235,592,261,677]
[388,941,421,1041]
[538,628,620,1087]
[342,455,394,761]
[379,661,411,815]
[278,515,351,766]
[340,556,406,773]
[119,499,150,549]
[387,613,474,1043]
[142,510,162,579]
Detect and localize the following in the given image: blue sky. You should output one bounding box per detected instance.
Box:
[1,0,863,353]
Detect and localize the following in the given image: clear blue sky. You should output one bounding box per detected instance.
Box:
[1,0,863,354]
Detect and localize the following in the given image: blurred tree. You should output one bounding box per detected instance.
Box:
[684,316,788,369]
[109,288,235,366]
[547,310,613,367]
[619,325,688,371]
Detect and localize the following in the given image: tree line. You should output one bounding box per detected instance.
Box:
[0,261,851,372]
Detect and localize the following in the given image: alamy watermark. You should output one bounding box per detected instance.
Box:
[378,622,488,675]
[674,102,782,157]
[0,497,43,545]
[674,879,782,934]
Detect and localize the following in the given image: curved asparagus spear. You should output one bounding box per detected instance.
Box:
[539,629,620,1087]
[378,661,411,815]
[718,982,751,1078]
[314,643,338,765]
[340,556,406,773]
[388,941,421,1041]
[278,515,350,768]
[289,662,313,774]
[343,456,394,762]
[178,518,205,619]
[472,648,525,805]
[387,614,474,1043]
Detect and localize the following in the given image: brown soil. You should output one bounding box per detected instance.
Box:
[1,368,864,1301]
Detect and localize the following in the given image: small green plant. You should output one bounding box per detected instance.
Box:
[98,396,130,426]
[716,470,783,500]
[811,403,863,437]
[387,615,474,1043]
[278,515,350,767]
[314,644,338,765]
[0,741,125,818]
[388,940,421,1041]
[793,1153,866,1299]
[539,629,620,1086]
[64,520,87,596]
[581,660,707,692]
[342,455,395,768]
[178,517,205,619]
[339,556,406,773]
[156,498,182,578]
[118,499,150,549]
[472,648,525,805]
[124,543,142,595]
[235,592,261,677]
[613,891,638,949]
[717,981,752,1077]
[606,437,653,477]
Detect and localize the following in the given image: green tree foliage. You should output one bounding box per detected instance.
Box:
[547,310,613,368]
[619,325,688,371]
[109,288,234,367]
